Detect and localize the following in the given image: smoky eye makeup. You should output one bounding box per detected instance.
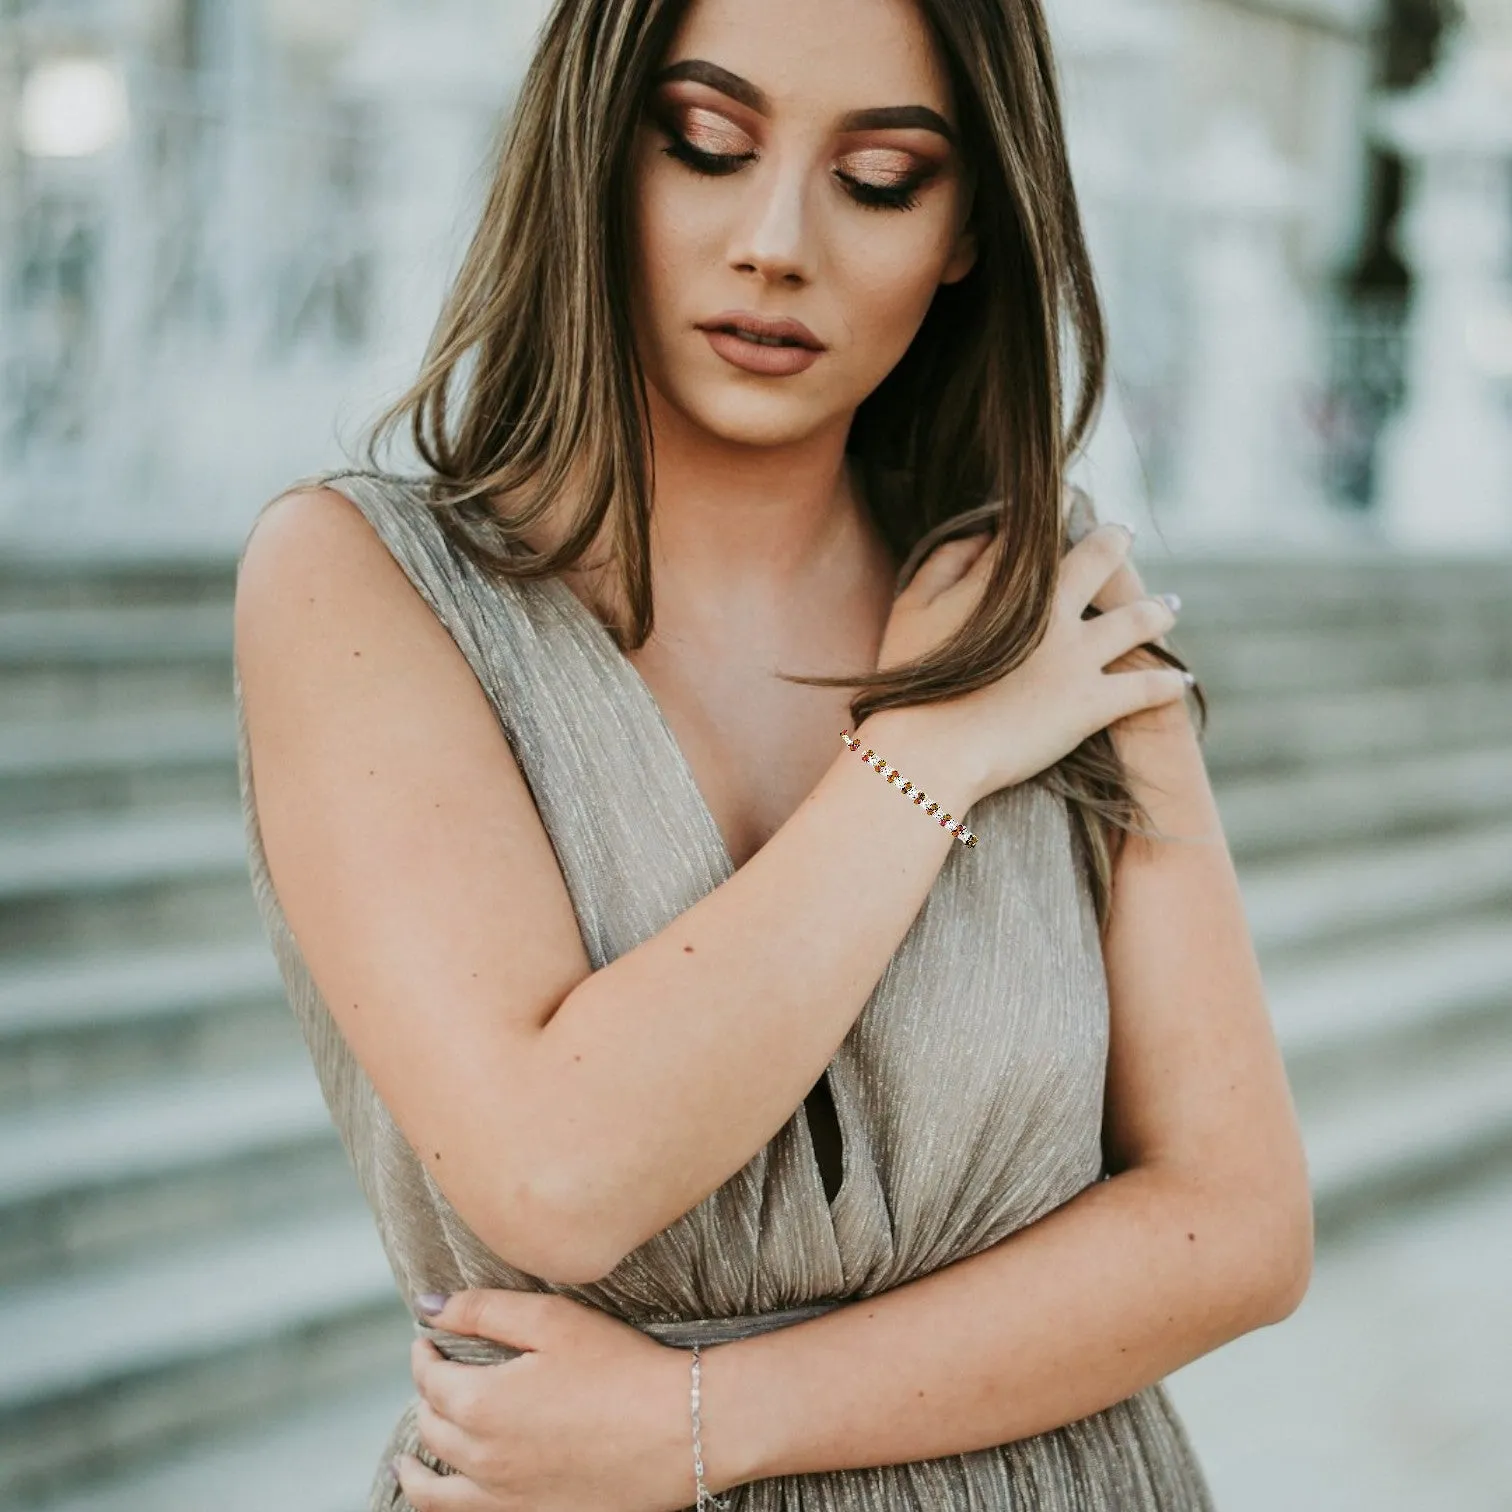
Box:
[834,147,941,211]
[647,87,948,211]
[648,97,755,176]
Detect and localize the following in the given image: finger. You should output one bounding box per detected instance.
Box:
[1060,490,1146,611]
[1103,664,1194,724]
[1064,483,1099,545]
[1086,553,1149,614]
[414,1349,493,1429]
[1087,595,1177,668]
[392,1452,495,1511]
[903,529,994,601]
[415,1399,483,1481]
[1058,522,1135,616]
[412,1335,444,1391]
[420,1287,557,1350]
[929,528,1005,607]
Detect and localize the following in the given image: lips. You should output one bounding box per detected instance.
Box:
[696,312,825,351]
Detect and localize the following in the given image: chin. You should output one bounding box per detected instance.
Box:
[665,381,848,450]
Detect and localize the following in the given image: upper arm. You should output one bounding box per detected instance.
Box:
[1092,572,1313,1309]
[234,485,594,1279]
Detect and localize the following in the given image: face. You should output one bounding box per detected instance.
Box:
[627,0,977,449]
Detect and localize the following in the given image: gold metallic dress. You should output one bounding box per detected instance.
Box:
[233,468,1217,1510]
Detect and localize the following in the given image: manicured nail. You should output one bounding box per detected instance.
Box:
[1109,519,1137,541]
[1159,592,1181,613]
[414,1292,448,1316]
[1181,670,1197,687]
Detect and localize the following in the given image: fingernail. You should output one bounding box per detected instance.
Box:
[1110,519,1137,541]
[414,1292,448,1316]
[389,1454,403,1481]
[1181,670,1197,687]
[1158,591,1181,613]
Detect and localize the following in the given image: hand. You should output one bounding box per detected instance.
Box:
[874,517,1186,801]
[393,1290,697,1512]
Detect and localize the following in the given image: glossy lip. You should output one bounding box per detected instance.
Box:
[696,311,827,377]
[696,311,826,351]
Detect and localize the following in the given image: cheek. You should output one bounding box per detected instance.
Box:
[631,155,721,313]
[831,216,957,355]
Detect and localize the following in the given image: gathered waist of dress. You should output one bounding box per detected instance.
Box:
[417,1298,849,1364]
[637,1299,848,1349]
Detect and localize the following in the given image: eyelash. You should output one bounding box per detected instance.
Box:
[658,131,924,213]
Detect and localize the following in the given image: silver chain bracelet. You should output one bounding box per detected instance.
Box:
[690,1344,731,1511]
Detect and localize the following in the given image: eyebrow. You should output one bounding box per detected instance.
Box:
[652,59,958,146]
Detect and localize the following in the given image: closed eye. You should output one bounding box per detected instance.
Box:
[660,130,754,177]
[834,168,926,212]
[660,129,929,213]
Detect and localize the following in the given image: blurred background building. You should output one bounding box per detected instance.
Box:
[0,0,1508,1509]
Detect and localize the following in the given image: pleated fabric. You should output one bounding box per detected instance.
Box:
[232,468,1216,1510]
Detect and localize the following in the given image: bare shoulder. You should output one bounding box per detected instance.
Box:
[234,479,485,741]
[235,482,417,652]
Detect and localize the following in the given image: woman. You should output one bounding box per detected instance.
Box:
[233,0,1313,1507]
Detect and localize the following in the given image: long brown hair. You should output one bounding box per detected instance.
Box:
[365,0,1208,927]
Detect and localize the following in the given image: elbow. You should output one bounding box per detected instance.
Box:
[1247,1175,1315,1326]
[479,1166,628,1288]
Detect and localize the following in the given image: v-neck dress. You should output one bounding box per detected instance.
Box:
[232,467,1217,1510]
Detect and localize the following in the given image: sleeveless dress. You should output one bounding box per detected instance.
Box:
[232,467,1217,1511]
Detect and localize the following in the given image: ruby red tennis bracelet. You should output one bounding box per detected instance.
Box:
[840,730,979,848]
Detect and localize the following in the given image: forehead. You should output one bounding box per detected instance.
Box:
[661,0,953,118]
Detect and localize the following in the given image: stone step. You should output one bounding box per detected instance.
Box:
[1271,912,1512,1221]
[0,551,234,614]
[1270,912,1512,1087]
[0,807,259,957]
[1197,678,1512,777]
[1176,620,1508,697]
[0,1208,410,1507]
[1305,1025,1512,1238]
[1242,819,1512,965]
[0,1061,351,1287]
[0,605,232,722]
[0,940,293,1108]
[8,1377,413,1512]
[0,712,237,823]
[1218,742,1512,860]
[0,605,231,662]
[1147,550,1512,630]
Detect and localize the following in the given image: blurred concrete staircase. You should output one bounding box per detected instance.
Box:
[0,555,411,1512]
[1157,550,1512,1239]
[0,543,1508,1510]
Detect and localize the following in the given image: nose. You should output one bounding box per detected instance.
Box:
[728,160,814,287]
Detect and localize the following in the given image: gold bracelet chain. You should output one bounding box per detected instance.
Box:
[840,730,979,848]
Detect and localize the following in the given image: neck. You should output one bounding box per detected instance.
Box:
[641,384,869,611]
[505,385,894,635]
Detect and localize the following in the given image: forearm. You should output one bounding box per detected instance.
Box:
[701,1164,1304,1484]
[521,708,981,1274]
